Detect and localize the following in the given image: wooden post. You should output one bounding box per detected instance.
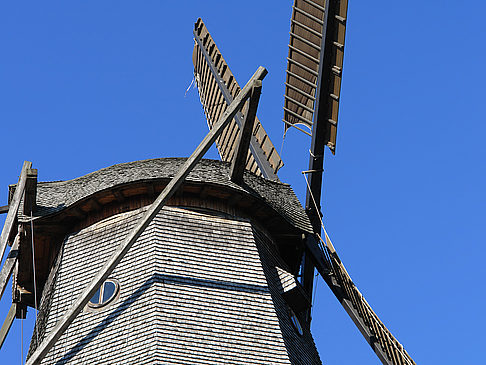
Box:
[0,161,32,264]
[0,303,16,349]
[0,234,20,301]
[23,169,38,215]
[230,80,262,184]
[25,66,267,365]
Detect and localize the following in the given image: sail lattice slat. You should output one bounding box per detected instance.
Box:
[284,0,348,153]
[315,232,417,365]
[193,19,283,177]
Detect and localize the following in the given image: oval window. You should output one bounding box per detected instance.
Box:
[88,279,120,309]
[290,309,304,336]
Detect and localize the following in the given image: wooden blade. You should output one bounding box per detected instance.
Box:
[304,231,417,365]
[283,0,349,154]
[193,18,283,180]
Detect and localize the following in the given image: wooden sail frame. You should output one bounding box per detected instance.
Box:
[193,18,283,180]
[283,0,348,154]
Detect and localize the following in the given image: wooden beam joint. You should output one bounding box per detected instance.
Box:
[230,80,263,184]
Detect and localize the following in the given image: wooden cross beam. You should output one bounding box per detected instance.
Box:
[0,161,32,265]
[25,67,267,365]
[230,80,262,184]
[0,233,20,301]
[0,304,16,349]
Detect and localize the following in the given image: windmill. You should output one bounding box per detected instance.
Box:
[0,2,416,365]
[192,0,417,363]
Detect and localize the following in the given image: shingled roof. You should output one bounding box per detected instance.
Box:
[31,158,313,234]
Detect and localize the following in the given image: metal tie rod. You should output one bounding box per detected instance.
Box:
[25,66,267,365]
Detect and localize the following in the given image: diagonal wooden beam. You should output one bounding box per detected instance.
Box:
[230,80,262,184]
[25,67,267,365]
[0,233,20,301]
[0,161,32,264]
[0,303,17,349]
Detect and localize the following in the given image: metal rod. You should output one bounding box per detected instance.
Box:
[25,66,267,365]
[281,119,312,136]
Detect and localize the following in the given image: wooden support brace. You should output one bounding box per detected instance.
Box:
[25,66,267,365]
[0,233,20,301]
[301,246,315,322]
[230,80,262,184]
[23,168,38,215]
[0,161,32,264]
[0,303,16,349]
[0,206,8,214]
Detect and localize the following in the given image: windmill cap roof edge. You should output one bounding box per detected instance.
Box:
[26,158,312,234]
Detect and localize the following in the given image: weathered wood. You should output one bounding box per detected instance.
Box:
[230,81,262,184]
[23,168,38,215]
[90,198,102,211]
[0,234,20,301]
[310,231,414,365]
[111,189,125,203]
[0,303,16,349]
[0,205,8,214]
[193,19,281,180]
[0,161,32,264]
[25,66,267,365]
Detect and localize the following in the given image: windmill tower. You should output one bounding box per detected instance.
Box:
[0,2,417,365]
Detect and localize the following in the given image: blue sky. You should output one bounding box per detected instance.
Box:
[1,1,485,364]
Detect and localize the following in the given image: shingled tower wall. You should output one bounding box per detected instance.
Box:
[22,159,322,364]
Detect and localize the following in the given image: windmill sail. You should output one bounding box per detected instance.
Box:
[283,2,418,364]
[193,18,283,180]
[283,0,348,154]
[307,231,417,365]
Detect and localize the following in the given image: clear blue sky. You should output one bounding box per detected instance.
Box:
[1,1,485,364]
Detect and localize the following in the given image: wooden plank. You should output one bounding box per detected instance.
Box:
[25,66,267,365]
[0,303,16,349]
[0,206,8,214]
[0,234,20,301]
[23,168,38,215]
[230,80,262,183]
[0,161,32,264]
